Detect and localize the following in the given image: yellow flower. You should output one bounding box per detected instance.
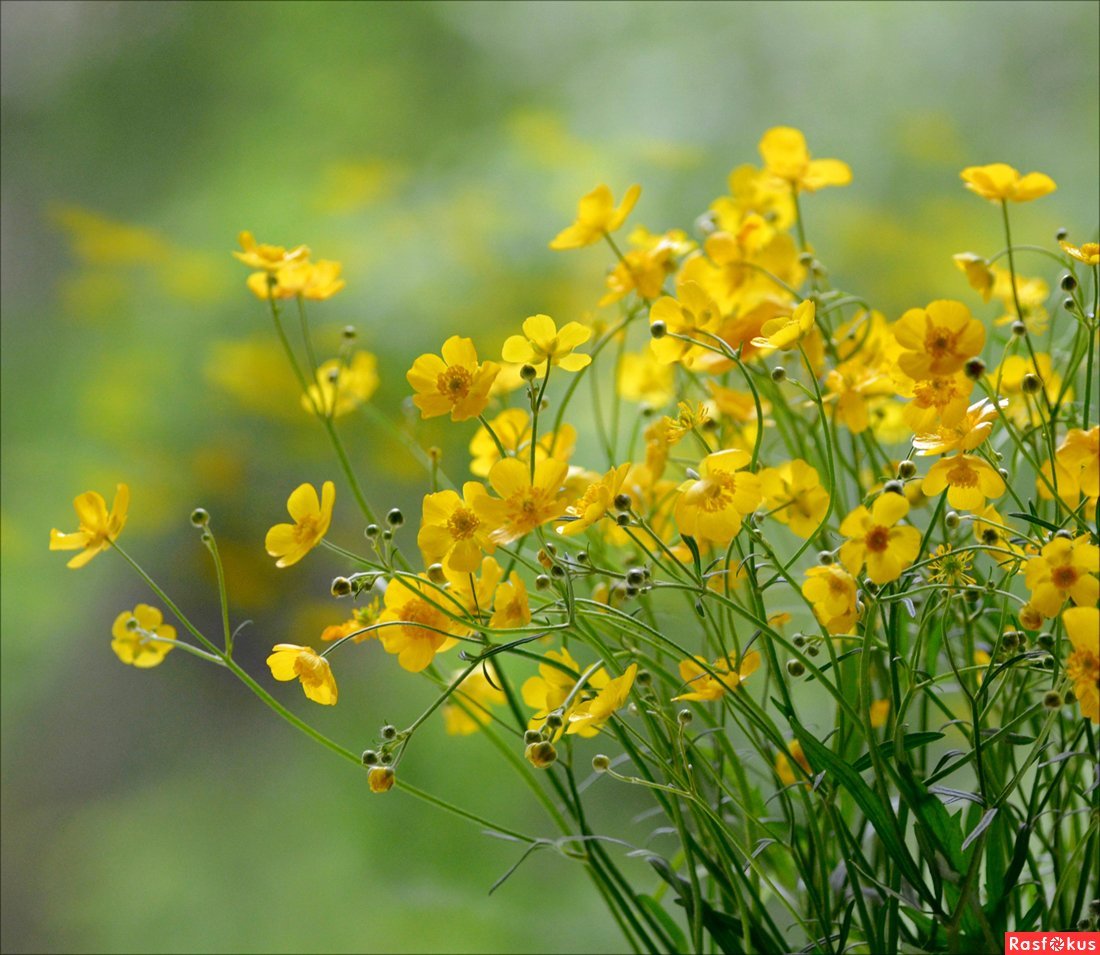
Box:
[303,351,379,417]
[266,644,338,705]
[50,484,130,569]
[556,463,631,537]
[1057,427,1099,500]
[839,493,922,584]
[246,259,346,301]
[775,740,812,787]
[501,314,591,373]
[1062,607,1099,724]
[673,652,759,702]
[522,647,606,735]
[870,699,890,729]
[368,767,395,793]
[901,373,973,433]
[321,600,381,644]
[111,604,176,668]
[417,483,496,573]
[802,565,859,634]
[648,282,723,367]
[549,183,641,250]
[617,350,675,407]
[995,354,1068,428]
[912,398,1004,456]
[264,481,335,568]
[750,300,816,352]
[489,572,532,630]
[927,545,975,588]
[474,458,570,545]
[758,127,851,193]
[973,505,1025,567]
[921,454,1006,511]
[758,459,830,539]
[1060,239,1099,266]
[443,664,507,735]
[232,231,310,272]
[953,253,996,302]
[674,449,763,544]
[599,228,688,305]
[894,300,985,380]
[567,664,637,737]
[468,409,576,478]
[960,163,1056,203]
[406,336,500,422]
[823,360,896,434]
[376,574,466,672]
[1023,536,1100,619]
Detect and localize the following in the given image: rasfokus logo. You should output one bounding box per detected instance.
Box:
[1005,933,1100,953]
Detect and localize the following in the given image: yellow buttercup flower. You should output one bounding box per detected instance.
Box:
[901,373,973,433]
[566,664,637,737]
[758,459,830,539]
[802,565,859,634]
[759,127,851,193]
[303,351,379,417]
[407,336,500,422]
[264,481,335,568]
[617,350,675,407]
[111,604,176,668]
[368,767,395,793]
[953,253,995,302]
[417,483,496,573]
[443,664,506,735]
[750,300,816,353]
[1060,239,1099,266]
[973,505,1025,567]
[556,463,632,537]
[599,228,689,306]
[1057,427,1099,500]
[1023,536,1099,619]
[912,398,1004,456]
[674,449,762,544]
[894,300,985,380]
[1062,607,1099,724]
[376,574,466,672]
[233,231,309,272]
[474,458,570,545]
[522,647,606,736]
[960,163,1056,203]
[468,409,575,478]
[673,652,759,702]
[927,544,975,588]
[502,314,591,373]
[321,600,381,645]
[996,354,1068,428]
[266,644,338,705]
[489,571,532,630]
[775,740,812,787]
[839,493,921,584]
[549,183,641,250]
[921,453,1006,511]
[49,484,129,569]
[648,282,723,367]
[246,259,346,301]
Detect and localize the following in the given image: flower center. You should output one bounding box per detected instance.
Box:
[924,325,960,359]
[1065,650,1099,688]
[399,600,446,644]
[946,461,978,488]
[506,487,556,531]
[697,472,738,513]
[446,506,480,540]
[1051,565,1079,589]
[438,366,473,399]
[865,525,890,553]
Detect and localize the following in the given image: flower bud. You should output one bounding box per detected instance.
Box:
[1060,273,1077,292]
[793,634,806,647]
[365,523,380,538]
[545,712,564,730]
[380,724,398,740]
[650,320,667,339]
[525,740,557,768]
[786,660,805,678]
[883,480,904,496]
[361,749,379,765]
[190,507,210,527]
[1063,297,1077,312]
[626,567,645,587]
[592,754,610,773]
[615,512,631,526]
[386,508,404,528]
[331,576,352,597]
[368,766,395,793]
[125,616,140,632]
[677,708,693,725]
[520,363,537,381]
[897,460,918,480]
[342,324,357,340]
[550,563,566,578]
[1011,320,1027,337]
[1021,373,1042,394]
[523,729,543,745]
[771,366,787,383]
[1042,690,1062,709]
[945,511,960,529]
[1036,632,1055,650]
[535,573,551,590]
[818,550,834,565]
[964,358,986,381]
[1055,227,1069,241]
[613,492,633,512]
[806,644,820,657]
[427,562,447,584]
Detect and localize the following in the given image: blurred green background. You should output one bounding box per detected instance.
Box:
[2,1,1096,951]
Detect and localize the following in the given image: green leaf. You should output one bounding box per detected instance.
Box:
[851,732,945,772]
[637,894,687,954]
[1008,511,1062,534]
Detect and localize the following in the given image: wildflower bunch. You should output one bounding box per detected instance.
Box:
[54,129,1099,953]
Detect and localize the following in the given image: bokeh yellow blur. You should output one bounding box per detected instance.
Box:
[2,1,1097,951]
